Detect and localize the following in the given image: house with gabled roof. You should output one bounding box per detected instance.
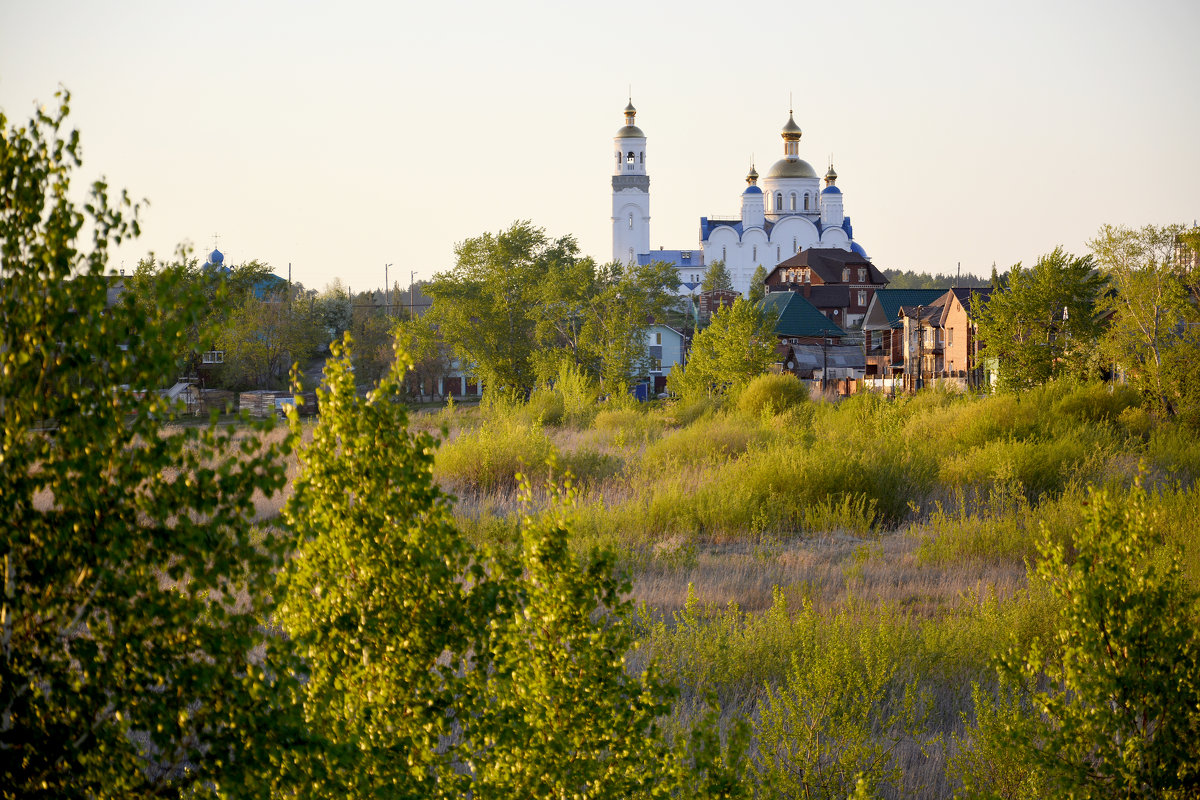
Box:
[891,287,994,391]
[861,289,946,378]
[760,291,864,385]
[763,247,888,328]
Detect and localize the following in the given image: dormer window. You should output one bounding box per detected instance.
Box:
[858,268,866,281]
[842,267,850,281]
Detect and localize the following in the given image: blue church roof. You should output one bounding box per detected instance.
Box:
[743,185,762,194]
[637,249,705,268]
[821,185,841,195]
[699,216,744,240]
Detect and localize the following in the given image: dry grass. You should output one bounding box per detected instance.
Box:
[630,530,1026,618]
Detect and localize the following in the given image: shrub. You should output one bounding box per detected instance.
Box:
[736,373,809,418]
[995,483,1200,798]
[1052,381,1141,424]
[435,416,556,492]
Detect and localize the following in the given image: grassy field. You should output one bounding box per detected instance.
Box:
[407,380,1200,798]
[244,380,1199,798]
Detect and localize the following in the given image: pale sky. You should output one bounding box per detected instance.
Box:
[3,0,1197,291]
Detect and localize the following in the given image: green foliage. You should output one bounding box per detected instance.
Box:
[279,338,744,797]
[976,247,1106,390]
[754,613,934,800]
[736,372,809,418]
[1090,223,1200,416]
[669,298,777,403]
[435,414,557,492]
[949,680,1050,799]
[995,483,1200,798]
[1,89,296,797]
[702,259,734,293]
[747,264,768,303]
[218,289,324,389]
[277,339,479,796]
[425,221,679,395]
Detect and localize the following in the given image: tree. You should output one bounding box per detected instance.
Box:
[277,337,748,797]
[425,221,571,394]
[702,259,734,293]
[668,298,776,402]
[747,264,768,303]
[314,278,352,344]
[975,247,1105,390]
[392,316,451,399]
[578,259,680,391]
[1089,223,1200,415]
[426,221,679,396]
[1,90,298,797]
[994,484,1200,798]
[218,289,324,389]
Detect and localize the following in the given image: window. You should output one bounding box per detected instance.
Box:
[752,245,757,260]
[201,350,224,364]
[627,213,633,230]
[803,193,810,210]
[655,332,662,345]
[804,269,810,283]
[789,193,796,211]
[652,358,662,372]
[627,151,635,164]
[777,246,781,261]
[842,267,850,281]
[858,268,866,281]
[775,193,783,210]
[792,237,797,253]
[639,151,644,164]
[857,290,867,306]
[948,328,954,346]
[722,246,727,260]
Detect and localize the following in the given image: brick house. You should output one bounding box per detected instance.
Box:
[762,248,888,329]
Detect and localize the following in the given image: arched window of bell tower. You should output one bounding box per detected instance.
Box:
[774,193,783,211]
[639,151,644,164]
[627,151,635,164]
[803,193,810,210]
[628,213,633,230]
[789,193,797,211]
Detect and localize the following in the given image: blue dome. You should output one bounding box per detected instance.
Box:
[851,242,868,257]
[821,185,841,195]
[743,185,762,195]
[209,248,224,264]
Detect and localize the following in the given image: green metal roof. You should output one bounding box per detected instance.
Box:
[761,291,846,338]
[872,289,947,326]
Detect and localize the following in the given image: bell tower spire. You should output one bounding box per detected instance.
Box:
[612,98,650,265]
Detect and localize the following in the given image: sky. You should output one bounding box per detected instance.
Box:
[3,0,1198,291]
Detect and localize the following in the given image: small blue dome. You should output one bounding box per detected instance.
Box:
[743,185,762,195]
[821,185,841,195]
[209,248,224,264]
[851,242,867,257]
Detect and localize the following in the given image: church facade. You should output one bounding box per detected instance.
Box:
[612,102,869,298]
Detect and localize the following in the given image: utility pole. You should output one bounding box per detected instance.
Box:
[385,264,392,317]
[822,327,830,394]
[916,305,924,392]
[410,270,416,320]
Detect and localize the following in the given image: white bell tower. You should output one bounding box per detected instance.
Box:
[611,100,650,265]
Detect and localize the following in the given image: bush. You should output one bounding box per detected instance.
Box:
[435,416,557,492]
[736,373,810,418]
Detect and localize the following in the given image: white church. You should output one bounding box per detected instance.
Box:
[611,101,869,297]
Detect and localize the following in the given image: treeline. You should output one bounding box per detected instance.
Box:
[882,267,992,289]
